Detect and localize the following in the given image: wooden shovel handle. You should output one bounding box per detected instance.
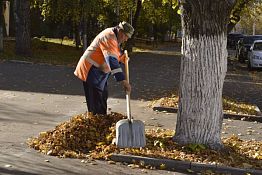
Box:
[124,50,130,83]
[124,50,132,121]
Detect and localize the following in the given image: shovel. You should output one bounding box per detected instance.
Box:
[115,50,146,148]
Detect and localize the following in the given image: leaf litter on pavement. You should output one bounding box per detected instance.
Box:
[149,93,260,116]
[27,112,262,171]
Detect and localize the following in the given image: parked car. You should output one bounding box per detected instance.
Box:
[237,35,262,63]
[227,33,244,49]
[247,40,262,70]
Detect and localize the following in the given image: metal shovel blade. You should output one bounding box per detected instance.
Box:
[116,119,146,148]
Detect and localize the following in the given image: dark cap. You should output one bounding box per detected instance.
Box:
[118,21,134,38]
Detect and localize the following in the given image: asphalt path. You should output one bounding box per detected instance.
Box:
[0,48,261,108]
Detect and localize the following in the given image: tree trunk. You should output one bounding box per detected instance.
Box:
[125,0,142,52]
[0,0,3,52]
[252,21,256,35]
[173,0,236,150]
[14,0,31,56]
[74,25,81,49]
[82,19,87,51]
[116,0,120,23]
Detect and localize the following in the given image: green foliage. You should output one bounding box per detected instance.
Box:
[238,0,262,34]
[30,0,182,43]
[28,0,261,41]
[230,0,259,24]
[138,0,180,40]
[33,0,105,24]
[227,0,262,33]
[186,144,207,153]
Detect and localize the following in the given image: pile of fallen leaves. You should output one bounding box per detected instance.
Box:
[28,112,262,170]
[130,130,262,169]
[156,94,259,116]
[28,112,123,158]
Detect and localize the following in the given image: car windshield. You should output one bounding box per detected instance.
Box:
[243,36,262,45]
[253,42,262,51]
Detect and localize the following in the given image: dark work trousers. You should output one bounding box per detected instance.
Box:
[82,81,108,115]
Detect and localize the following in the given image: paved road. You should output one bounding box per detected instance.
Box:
[1,48,261,108]
[0,47,262,175]
[225,50,262,109]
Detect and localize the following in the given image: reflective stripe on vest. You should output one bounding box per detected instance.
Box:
[82,56,110,74]
[111,67,122,75]
[86,57,100,68]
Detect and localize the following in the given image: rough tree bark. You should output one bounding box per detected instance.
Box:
[14,0,31,56]
[173,0,236,150]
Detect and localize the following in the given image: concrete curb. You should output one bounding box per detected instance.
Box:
[6,60,34,64]
[152,101,262,123]
[111,154,262,175]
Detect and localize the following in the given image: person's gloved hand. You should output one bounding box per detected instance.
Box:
[122,80,131,93]
[119,53,129,64]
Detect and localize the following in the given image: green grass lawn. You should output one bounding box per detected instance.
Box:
[0,38,82,66]
[0,38,180,65]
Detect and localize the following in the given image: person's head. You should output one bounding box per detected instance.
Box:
[117,21,134,43]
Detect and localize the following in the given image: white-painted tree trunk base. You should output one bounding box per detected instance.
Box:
[173,34,227,150]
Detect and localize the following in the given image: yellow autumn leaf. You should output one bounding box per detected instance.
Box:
[187,169,194,173]
[159,164,166,170]
[96,142,106,146]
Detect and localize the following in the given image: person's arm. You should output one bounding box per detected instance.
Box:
[105,56,131,93]
[99,33,131,92]
[119,51,129,64]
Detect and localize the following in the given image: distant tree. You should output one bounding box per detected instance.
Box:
[137,0,180,41]
[132,0,143,32]
[125,0,142,51]
[33,0,145,50]
[173,0,236,150]
[0,0,3,52]
[228,0,258,33]
[34,0,106,49]
[14,0,31,56]
[238,0,262,34]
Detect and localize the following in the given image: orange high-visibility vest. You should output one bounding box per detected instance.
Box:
[74,28,124,81]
